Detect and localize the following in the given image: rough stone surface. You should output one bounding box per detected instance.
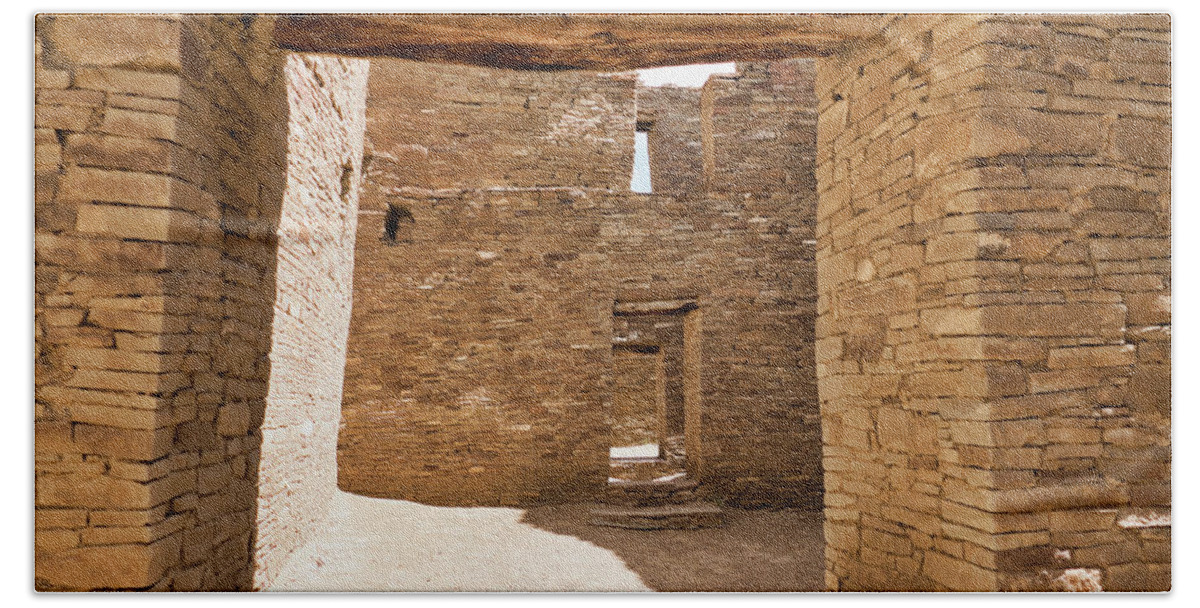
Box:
[252,53,369,590]
[34,12,1170,593]
[338,58,822,509]
[815,14,1170,592]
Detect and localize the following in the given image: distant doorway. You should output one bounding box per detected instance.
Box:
[609,299,700,483]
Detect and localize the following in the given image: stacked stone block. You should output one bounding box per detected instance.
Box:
[815,13,1169,591]
[365,58,636,191]
[702,59,819,197]
[35,14,292,590]
[338,58,822,509]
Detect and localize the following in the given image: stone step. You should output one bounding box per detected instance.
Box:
[602,477,699,506]
[590,500,725,530]
[608,458,684,482]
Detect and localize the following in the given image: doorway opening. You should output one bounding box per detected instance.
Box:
[607,299,699,483]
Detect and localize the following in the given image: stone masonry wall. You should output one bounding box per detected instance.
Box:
[252,53,369,589]
[339,58,821,508]
[599,191,820,507]
[703,59,819,197]
[340,188,820,507]
[814,13,1170,591]
[637,86,703,197]
[35,14,290,590]
[365,58,636,191]
[338,189,615,506]
[611,347,662,449]
[958,14,1171,592]
[35,14,203,591]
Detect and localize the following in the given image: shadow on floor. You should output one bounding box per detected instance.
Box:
[520,502,825,592]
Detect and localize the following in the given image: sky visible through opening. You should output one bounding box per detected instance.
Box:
[635,62,737,87]
[631,131,652,193]
[629,63,737,192]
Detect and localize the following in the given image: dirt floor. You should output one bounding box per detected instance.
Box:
[266,491,650,591]
[266,490,823,592]
[521,503,825,592]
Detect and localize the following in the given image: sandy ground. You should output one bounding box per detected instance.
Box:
[522,503,825,592]
[265,490,651,592]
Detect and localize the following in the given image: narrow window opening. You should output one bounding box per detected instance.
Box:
[382,202,415,244]
[630,124,653,194]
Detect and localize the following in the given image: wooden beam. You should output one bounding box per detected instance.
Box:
[273,13,886,71]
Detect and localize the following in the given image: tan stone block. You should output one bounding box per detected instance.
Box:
[59,167,173,207]
[48,15,181,71]
[1125,363,1170,415]
[922,550,996,591]
[37,385,161,411]
[66,369,187,395]
[35,68,71,89]
[36,508,89,530]
[98,107,178,141]
[73,424,173,461]
[1047,344,1136,369]
[66,403,171,431]
[75,203,199,243]
[37,472,149,510]
[984,303,1126,339]
[109,94,182,116]
[925,232,980,263]
[1028,368,1105,394]
[35,529,81,552]
[34,104,96,131]
[1112,117,1170,168]
[85,307,188,334]
[1047,426,1102,444]
[949,418,1045,448]
[36,88,106,107]
[35,534,181,590]
[35,143,62,172]
[60,346,171,374]
[1048,508,1117,532]
[67,133,176,174]
[1126,292,1170,325]
[976,107,1105,157]
[74,67,183,99]
[217,402,253,437]
[81,514,190,546]
[920,307,984,336]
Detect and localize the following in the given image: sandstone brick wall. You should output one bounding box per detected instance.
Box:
[611,347,663,449]
[365,58,636,190]
[702,59,818,197]
[960,14,1171,592]
[613,314,685,437]
[35,14,290,590]
[815,13,1170,591]
[252,53,369,589]
[338,189,615,505]
[637,86,703,196]
[598,191,820,507]
[339,58,821,508]
[338,190,822,507]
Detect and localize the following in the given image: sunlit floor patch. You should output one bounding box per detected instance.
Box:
[265,490,651,592]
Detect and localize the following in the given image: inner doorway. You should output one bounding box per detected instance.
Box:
[609,299,699,483]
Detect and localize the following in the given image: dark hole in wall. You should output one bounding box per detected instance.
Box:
[382,202,415,244]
